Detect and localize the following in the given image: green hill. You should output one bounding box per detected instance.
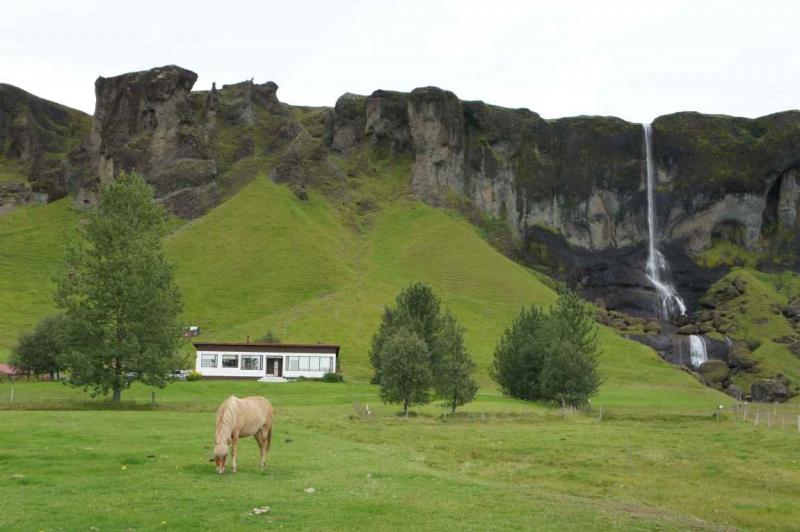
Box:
[0,160,724,409]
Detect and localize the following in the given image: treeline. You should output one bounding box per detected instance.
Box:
[370,283,602,416]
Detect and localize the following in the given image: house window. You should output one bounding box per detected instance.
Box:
[320,357,331,371]
[299,357,310,371]
[288,357,299,371]
[241,355,262,371]
[308,357,320,371]
[201,354,218,368]
[222,355,239,368]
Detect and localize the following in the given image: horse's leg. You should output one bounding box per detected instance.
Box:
[231,433,239,473]
[255,431,266,467]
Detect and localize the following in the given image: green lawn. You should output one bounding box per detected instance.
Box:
[0,384,798,531]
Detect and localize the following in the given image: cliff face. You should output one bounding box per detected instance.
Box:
[327,88,800,258]
[5,65,800,295]
[0,83,91,202]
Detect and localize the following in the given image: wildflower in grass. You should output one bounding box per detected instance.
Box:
[121,465,127,470]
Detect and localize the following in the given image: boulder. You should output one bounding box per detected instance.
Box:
[725,384,745,400]
[750,379,791,403]
[696,310,713,323]
[788,342,800,359]
[733,278,747,294]
[611,319,628,331]
[678,324,699,335]
[772,335,796,345]
[728,342,757,371]
[770,303,783,315]
[697,360,729,387]
[699,324,716,334]
[644,321,661,334]
[784,299,800,318]
[712,315,726,330]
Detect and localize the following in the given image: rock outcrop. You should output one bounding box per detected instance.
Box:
[85,65,220,216]
[0,83,91,201]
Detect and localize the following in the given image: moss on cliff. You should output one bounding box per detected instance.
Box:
[654,111,800,199]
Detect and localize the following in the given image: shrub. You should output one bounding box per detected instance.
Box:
[187,370,203,381]
[322,372,344,382]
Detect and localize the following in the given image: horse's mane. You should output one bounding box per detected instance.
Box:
[215,396,239,444]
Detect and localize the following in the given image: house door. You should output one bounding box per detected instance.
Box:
[266,358,283,377]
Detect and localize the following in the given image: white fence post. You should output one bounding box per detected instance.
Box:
[10,386,14,404]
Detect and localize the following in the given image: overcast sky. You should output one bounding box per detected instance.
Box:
[2,0,797,123]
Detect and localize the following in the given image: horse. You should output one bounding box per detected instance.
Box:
[214,395,274,474]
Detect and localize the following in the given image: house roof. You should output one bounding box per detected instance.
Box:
[193,342,340,356]
[0,363,20,375]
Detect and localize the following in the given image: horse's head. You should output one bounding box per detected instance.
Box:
[214,441,229,474]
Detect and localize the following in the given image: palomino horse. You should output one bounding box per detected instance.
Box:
[214,396,274,474]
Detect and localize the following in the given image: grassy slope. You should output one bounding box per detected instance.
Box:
[0,196,81,360]
[708,269,800,391]
[0,157,28,186]
[161,173,721,408]
[0,167,723,409]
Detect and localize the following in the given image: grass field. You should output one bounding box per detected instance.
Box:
[3,158,800,530]
[1,381,799,531]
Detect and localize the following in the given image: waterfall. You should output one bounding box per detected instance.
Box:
[642,123,687,320]
[689,335,708,367]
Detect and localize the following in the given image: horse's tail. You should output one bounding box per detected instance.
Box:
[266,426,272,452]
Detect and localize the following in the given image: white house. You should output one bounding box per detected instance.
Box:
[193,341,340,381]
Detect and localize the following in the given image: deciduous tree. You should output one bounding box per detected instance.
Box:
[55,172,185,401]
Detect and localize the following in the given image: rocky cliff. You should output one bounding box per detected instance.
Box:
[5,65,800,313]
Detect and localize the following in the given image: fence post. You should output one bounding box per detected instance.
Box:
[150,391,156,407]
[754,411,760,427]
[767,412,771,429]
[743,407,748,423]
[10,386,14,404]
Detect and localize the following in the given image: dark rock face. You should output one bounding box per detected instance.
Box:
[750,378,792,403]
[87,65,217,213]
[0,83,92,201]
[330,93,366,152]
[364,90,412,154]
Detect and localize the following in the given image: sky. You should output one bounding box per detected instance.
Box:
[1,0,797,123]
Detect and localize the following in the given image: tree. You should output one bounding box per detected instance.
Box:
[378,331,433,417]
[10,314,68,380]
[433,310,477,413]
[55,172,184,401]
[491,289,601,407]
[257,330,281,343]
[369,283,443,383]
[490,304,549,401]
[541,290,601,407]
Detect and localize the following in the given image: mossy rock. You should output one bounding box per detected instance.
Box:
[698,360,730,386]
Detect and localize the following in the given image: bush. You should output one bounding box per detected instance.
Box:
[491,289,601,407]
[187,370,203,381]
[321,372,344,382]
